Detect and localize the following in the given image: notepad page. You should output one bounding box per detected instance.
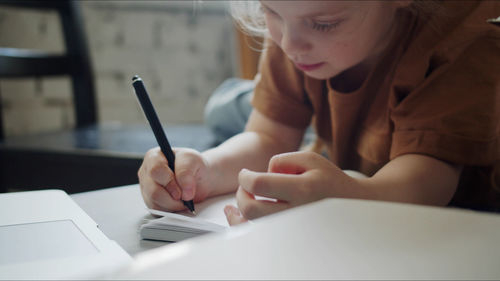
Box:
[145,211,225,232]
[161,193,237,227]
[140,194,237,241]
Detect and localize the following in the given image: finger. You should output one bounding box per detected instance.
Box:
[150,164,182,200]
[236,186,289,220]
[268,151,326,174]
[140,148,184,210]
[139,174,184,212]
[174,149,202,201]
[175,170,196,201]
[144,147,168,176]
[144,148,182,200]
[238,168,305,202]
[224,205,248,226]
[146,148,171,186]
[149,161,171,186]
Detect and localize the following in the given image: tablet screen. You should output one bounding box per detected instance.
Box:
[0,220,98,265]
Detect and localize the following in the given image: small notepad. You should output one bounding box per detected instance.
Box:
[139,194,236,242]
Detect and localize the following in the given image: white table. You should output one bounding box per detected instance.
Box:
[72,185,500,279]
[71,184,168,255]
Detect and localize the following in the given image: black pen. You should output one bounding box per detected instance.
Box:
[132,75,195,214]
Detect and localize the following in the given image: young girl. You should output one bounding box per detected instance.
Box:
[138,1,500,225]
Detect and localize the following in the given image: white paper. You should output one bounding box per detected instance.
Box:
[139,193,236,241]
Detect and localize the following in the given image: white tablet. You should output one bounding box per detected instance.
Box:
[0,189,131,279]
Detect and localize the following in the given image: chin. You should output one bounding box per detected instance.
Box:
[304,71,335,80]
[303,66,339,80]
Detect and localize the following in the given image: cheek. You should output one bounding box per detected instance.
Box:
[323,32,376,68]
[265,17,282,46]
[323,41,356,66]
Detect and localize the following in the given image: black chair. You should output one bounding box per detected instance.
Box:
[0,0,216,193]
[0,0,96,139]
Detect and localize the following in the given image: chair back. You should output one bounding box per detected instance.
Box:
[0,0,97,140]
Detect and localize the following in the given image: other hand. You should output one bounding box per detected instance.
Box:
[228,151,356,221]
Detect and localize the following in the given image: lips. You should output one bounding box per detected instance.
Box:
[295,62,325,72]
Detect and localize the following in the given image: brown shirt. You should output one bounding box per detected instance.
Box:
[252,1,500,210]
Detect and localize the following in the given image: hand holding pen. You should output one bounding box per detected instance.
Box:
[132,75,196,214]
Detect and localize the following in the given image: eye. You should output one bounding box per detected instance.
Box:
[311,21,341,32]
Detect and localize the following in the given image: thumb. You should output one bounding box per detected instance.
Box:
[268,151,323,174]
[173,148,205,201]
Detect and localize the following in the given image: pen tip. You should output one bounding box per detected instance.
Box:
[132,75,140,82]
[191,210,197,215]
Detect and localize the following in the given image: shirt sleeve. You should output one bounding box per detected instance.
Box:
[251,40,313,129]
[390,34,500,166]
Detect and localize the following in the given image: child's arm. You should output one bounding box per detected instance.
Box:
[202,109,305,196]
[228,151,462,221]
[358,154,462,205]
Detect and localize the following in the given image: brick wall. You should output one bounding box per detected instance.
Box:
[0,1,236,136]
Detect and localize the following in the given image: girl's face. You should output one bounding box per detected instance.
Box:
[261,1,402,80]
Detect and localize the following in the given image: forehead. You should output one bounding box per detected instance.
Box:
[261,0,361,17]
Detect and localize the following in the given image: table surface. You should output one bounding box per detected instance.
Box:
[71,185,168,256]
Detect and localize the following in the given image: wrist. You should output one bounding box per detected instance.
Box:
[201,152,217,198]
[335,173,378,201]
[201,150,235,198]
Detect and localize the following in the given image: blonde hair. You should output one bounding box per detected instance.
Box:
[230,1,267,37]
[230,0,444,37]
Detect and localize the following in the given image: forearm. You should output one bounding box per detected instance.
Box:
[345,154,463,206]
[202,131,299,196]
[201,109,305,196]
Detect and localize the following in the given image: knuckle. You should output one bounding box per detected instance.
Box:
[239,200,258,219]
[268,156,280,171]
[303,151,318,161]
[149,164,162,177]
[297,182,312,202]
[269,154,280,164]
[241,173,260,194]
[176,149,202,167]
[165,181,179,195]
[145,147,161,160]
[150,164,171,182]
[249,174,266,194]
[293,178,317,204]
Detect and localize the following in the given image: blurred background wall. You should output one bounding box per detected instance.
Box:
[0,1,237,137]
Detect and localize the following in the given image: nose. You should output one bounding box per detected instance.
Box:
[280,25,311,57]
